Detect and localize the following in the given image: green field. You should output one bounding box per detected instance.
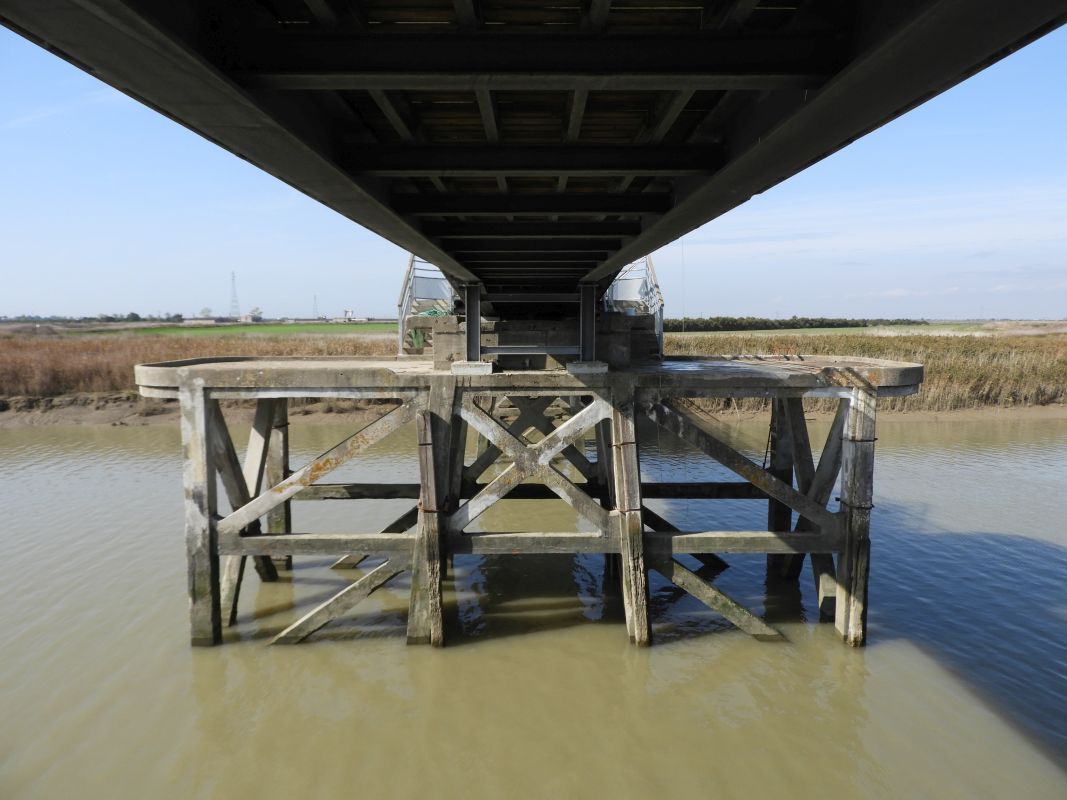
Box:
[88,322,397,336]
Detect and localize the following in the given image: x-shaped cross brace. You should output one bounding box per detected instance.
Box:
[449,396,611,533]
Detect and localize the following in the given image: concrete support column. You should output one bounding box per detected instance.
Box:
[579,283,596,362]
[464,283,482,363]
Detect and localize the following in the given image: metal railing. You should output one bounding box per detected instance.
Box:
[603,255,665,352]
[396,252,664,356]
[397,255,457,354]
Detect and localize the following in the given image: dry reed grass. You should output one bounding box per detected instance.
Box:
[666,333,1067,411]
[0,333,393,397]
[1,331,1064,412]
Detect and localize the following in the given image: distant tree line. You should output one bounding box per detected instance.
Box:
[662,316,929,332]
[3,312,184,323]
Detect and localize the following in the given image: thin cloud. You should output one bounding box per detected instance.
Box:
[0,88,124,129]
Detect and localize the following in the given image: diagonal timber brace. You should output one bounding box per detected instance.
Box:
[464,396,594,483]
[449,395,611,532]
[270,558,410,644]
[647,553,783,641]
[217,398,421,539]
[206,400,278,627]
[646,400,841,534]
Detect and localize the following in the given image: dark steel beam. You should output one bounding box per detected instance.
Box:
[464,283,481,362]
[392,193,672,216]
[453,0,479,31]
[422,221,641,238]
[478,272,589,278]
[475,88,499,143]
[368,90,416,142]
[566,88,588,143]
[579,284,596,361]
[705,0,761,32]
[482,346,582,355]
[0,0,480,286]
[616,89,698,191]
[441,238,621,252]
[457,253,601,263]
[464,261,598,268]
[232,33,838,92]
[344,144,724,177]
[486,294,579,304]
[584,0,1067,283]
[586,0,612,32]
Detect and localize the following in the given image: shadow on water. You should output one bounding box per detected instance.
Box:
[866,498,1067,769]
[442,553,625,645]
[413,499,1067,769]
[203,418,1067,769]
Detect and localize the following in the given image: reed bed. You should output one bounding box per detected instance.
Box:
[666,333,1067,411]
[0,333,393,397]
[1,330,1064,412]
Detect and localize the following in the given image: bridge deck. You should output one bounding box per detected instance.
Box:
[4,1,1065,304]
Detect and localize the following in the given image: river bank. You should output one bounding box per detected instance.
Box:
[2,328,1065,422]
[2,390,1065,429]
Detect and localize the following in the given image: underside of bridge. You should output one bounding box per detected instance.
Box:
[3,1,1066,315]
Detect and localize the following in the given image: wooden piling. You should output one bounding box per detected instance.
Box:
[611,393,650,645]
[264,399,292,570]
[835,388,877,646]
[765,399,795,577]
[179,378,221,646]
[407,378,454,645]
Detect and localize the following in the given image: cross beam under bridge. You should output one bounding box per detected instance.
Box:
[3,0,1065,305]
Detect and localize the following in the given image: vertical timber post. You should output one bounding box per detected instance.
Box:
[611,385,650,645]
[579,283,596,362]
[408,378,454,645]
[464,283,482,363]
[445,387,467,576]
[265,398,292,570]
[595,417,619,581]
[765,399,795,577]
[179,377,221,646]
[835,387,877,646]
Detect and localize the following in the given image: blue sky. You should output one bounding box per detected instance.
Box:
[1,24,1064,320]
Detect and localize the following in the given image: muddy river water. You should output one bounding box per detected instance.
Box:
[2,414,1066,798]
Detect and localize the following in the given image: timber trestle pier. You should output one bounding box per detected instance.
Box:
[137,354,922,649]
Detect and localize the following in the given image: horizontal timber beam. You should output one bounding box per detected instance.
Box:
[220,532,415,557]
[449,532,618,554]
[344,145,724,177]
[393,193,672,216]
[220,528,839,557]
[646,529,844,554]
[295,482,766,501]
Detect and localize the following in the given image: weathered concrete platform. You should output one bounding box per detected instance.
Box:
[136,355,922,648]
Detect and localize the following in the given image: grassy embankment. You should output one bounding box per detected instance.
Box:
[1,326,1065,413]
